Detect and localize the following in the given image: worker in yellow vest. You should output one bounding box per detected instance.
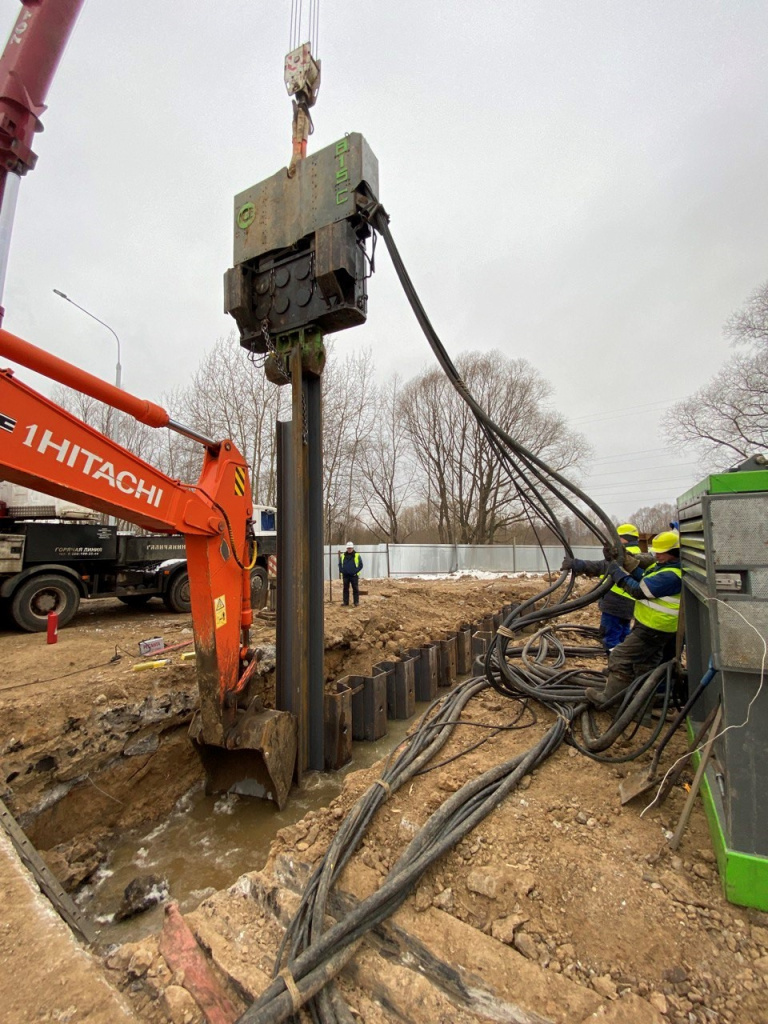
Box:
[561,523,651,650]
[338,541,363,607]
[584,530,682,706]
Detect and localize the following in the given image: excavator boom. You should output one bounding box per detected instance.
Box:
[0,328,296,807]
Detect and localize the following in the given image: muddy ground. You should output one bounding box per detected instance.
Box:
[1,575,767,1024]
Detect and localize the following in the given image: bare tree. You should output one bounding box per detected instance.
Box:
[356,374,417,542]
[400,351,590,544]
[665,281,768,469]
[725,279,768,345]
[178,334,288,504]
[626,502,677,535]
[321,344,375,543]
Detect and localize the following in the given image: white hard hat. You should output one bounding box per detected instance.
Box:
[345,541,354,549]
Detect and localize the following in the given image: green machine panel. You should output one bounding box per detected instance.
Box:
[679,467,768,910]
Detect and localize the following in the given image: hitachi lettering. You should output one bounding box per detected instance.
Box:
[22,424,164,508]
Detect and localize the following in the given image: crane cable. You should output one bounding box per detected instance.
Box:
[290,0,320,53]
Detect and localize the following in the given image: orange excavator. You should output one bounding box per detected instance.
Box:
[0,326,297,808]
[0,2,300,807]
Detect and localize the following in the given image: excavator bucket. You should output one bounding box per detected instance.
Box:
[189,705,297,811]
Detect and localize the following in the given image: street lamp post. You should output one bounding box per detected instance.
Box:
[53,291,124,530]
[53,289,122,389]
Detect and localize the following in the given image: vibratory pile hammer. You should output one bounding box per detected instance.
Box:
[223,129,379,779]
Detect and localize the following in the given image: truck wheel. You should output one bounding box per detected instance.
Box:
[11,574,81,633]
[250,566,269,610]
[163,570,191,613]
[118,595,152,608]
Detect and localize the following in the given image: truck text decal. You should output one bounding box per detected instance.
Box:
[0,412,16,433]
[22,424,164,509]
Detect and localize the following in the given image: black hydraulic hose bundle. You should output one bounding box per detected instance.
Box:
[237,679,566,1024]
[236,208,689,1024]
[367,207,623,562]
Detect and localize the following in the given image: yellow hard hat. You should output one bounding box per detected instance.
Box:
[651,530,680,554]
[617,523,639,538]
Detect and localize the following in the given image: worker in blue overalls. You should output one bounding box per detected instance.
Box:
[583,530,682,706]
[338,541,363,607]
[562,523,651,651]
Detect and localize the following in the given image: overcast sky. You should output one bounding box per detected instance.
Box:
[2,0,767,520]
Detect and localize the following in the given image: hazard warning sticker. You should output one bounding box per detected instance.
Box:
[214,595,227,629]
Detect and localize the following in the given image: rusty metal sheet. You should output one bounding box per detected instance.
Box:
[347,674,387,742]
[438,634,457,689]
[471,629,495,660]
[324,682,352,771]
[456,625,472,675]
[389,658,416,720]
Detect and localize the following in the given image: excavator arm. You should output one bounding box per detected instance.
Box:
[0,327,297,807]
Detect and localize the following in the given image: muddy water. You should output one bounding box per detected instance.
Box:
[80,714,422,944]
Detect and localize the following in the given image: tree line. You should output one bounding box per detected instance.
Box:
[53,336,601,545]
[49,322,723,544]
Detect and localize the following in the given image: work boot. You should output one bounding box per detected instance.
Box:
[585,674,629,707]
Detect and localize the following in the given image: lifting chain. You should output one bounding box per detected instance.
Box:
[261,319,291,383]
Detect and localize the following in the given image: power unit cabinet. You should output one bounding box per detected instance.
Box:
[678,469,768,910]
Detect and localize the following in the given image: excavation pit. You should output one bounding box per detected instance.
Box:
[0,576,533,939]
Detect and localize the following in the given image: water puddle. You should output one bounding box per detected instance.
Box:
[80,713,422,944]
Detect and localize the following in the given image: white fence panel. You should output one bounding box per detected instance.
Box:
[389,544,459,576]
[323,544,604,580]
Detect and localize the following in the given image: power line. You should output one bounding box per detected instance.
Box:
[581,463,700,482]
[570,399,677,427]
[587,446,679,463]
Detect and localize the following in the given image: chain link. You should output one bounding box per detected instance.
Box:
[261,319,291,382]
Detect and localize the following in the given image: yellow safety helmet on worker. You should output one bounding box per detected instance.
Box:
[650,530,680,555]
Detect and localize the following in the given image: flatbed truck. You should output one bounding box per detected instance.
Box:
[0,502,277,632]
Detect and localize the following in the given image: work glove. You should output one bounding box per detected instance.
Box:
[602,543,619,561]
[621,551,640,573]
[561,556,575,571]
[603,560,627,583]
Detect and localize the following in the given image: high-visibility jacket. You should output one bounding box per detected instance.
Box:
[606,544,641,600]
[339,551,363,577]
[633,564,682,633]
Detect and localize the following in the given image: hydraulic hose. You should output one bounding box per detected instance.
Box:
[234,204,684,1024]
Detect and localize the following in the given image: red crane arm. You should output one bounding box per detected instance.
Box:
[0,1,84,190]
[0,327,255,746]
